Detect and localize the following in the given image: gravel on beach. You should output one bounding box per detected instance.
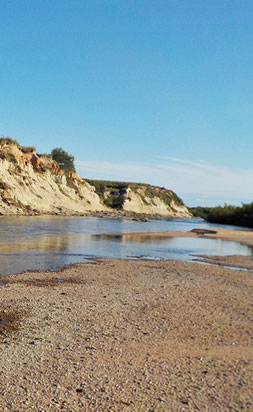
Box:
[0,258,252,411]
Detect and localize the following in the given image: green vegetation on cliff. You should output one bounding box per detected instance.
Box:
[0,137,35,155]
[0,137,20,146]
[0,151,17,163]
[86,180,129,209]
[191,203,253,228]
[51,148,75,172]
[86,179,185,210]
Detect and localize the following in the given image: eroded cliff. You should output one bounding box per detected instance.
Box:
[0,140,191,218]
[0,141,105,215]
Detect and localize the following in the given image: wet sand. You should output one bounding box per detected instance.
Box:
[194,255,253,270]
[0,258,252,411]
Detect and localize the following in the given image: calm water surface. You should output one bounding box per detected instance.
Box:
[0,216,252,275]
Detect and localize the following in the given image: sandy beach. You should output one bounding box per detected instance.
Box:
[0,257,252,411]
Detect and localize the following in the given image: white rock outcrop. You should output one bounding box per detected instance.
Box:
[0,158,106,215]
[123,187,191,217]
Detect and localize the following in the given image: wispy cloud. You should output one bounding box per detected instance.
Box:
[76,157,253,206]
[156,156,211,168]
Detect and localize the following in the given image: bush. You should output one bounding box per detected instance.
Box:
[51,148,75,172]
[191,203,253,228]
[0,137,20,146]
[0,152,17,163]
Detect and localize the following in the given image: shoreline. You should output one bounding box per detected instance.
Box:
[98,228,253,270]
[0,209,177,221]
[103,227,253,247]
[0,258,252,411]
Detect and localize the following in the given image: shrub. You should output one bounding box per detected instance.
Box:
[51,148,75,172]
[0,137,20,146]
[66,176,79,192]
[191,203,253,228]
[0,152,17,163]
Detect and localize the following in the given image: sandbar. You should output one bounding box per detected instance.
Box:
[104,227,253,247]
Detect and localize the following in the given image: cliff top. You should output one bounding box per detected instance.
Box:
[0,138,82,181]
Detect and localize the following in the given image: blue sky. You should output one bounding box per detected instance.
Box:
[1,0,252,206]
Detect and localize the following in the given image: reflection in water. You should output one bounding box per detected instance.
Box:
[0,216,252,275]
[0,234,72,254]
[95,234,178,243]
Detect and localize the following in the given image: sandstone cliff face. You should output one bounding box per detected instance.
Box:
[0,143,106,215]
[123,187,191,217]
[0,141,191,217]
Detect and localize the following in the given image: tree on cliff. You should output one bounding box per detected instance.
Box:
[51,148,76,172]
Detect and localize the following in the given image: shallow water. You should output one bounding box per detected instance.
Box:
[0,216,252,275]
